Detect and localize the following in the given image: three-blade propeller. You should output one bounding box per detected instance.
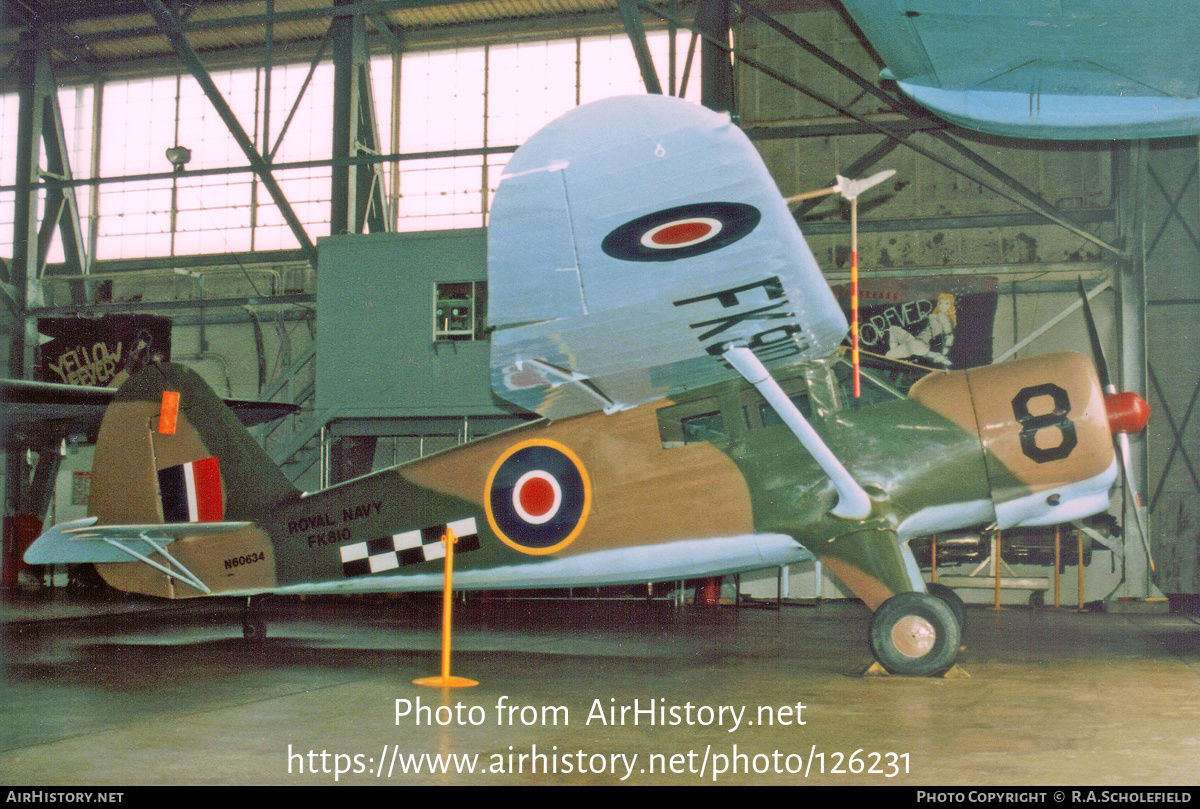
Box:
[1078,278,1154,574]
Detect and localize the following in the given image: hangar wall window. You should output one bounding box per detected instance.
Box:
[0,30,693,265]
[433,281,488,342]
[0,92,19,260]
[395,32,698,232]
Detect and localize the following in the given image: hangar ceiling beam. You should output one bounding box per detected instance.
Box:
[268,28,333,163]
[260,0,275,245]
[11,145,517,196]
[63,0,509,46]
[618,0,663,95]
[743,117,944,140]
[367,12,406,52]
[142,0,319,270]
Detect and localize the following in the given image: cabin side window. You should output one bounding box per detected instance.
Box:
[740,376,812,431]
[657,398,727,448]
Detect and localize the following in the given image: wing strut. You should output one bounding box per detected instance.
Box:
[722,346,872,520]
[103,534,212,595]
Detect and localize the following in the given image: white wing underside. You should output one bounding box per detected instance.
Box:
[488,95,848,420]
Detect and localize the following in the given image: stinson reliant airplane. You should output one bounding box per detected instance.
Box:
[23,95,1150,676]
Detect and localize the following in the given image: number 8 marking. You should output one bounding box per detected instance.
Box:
[1012,383,1077,463]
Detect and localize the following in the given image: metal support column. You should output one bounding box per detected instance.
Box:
[618,0,663,96]
[6,31,50,533]
[9,32,47,377]
[696,0,733,114]
[332,1,391,236]
[1112,142,1157,600]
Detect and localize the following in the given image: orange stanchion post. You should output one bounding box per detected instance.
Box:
[993,530,1002,610]
[414,526,478,688]
[1053,525,1061,608]
[931,534,938,583]
[850,195,861,398]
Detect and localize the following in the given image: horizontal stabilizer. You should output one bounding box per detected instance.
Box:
[24,516,252,565]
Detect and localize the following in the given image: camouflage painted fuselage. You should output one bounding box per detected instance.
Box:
[90,352,1114,612]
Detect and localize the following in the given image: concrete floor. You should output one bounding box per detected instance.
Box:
[2,589,1199,786]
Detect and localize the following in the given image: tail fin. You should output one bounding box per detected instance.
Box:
[90,362,301,525]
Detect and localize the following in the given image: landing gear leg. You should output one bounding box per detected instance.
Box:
[242,596,267,642]
[869,592,960,676]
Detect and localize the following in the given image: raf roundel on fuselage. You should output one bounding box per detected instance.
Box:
[485,439,591,555]
[487,94,848,421]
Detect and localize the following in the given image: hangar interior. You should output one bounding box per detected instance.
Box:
[2,0,1199,786]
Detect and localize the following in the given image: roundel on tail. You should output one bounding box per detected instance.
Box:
[601,202,761,262]
[485,439,591,555]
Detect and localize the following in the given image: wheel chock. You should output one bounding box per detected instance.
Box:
[860,662,971,678]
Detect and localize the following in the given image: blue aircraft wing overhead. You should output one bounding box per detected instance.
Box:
[840,0,1200,140]
[486,94,849,421]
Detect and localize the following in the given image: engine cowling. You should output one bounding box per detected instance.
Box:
[909,351,1135,528]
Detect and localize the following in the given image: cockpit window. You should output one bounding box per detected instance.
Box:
[657,398,727,448]
[681,411,726,444]
[834,359,904,409]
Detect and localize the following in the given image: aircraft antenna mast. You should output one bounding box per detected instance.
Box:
[787,170,895,397]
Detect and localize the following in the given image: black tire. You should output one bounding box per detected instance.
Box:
[926,582,966,630]
[242,617,267,642]
[869,592,961,676]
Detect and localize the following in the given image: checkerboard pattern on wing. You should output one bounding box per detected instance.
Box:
[340,518,480,576]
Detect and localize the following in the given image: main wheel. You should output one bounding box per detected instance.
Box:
[869,592,960,676]
[926,582,966,630]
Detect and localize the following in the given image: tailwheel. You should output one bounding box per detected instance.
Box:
[242,596,267,642]
[869,592,960,676]
[242,617,267,642]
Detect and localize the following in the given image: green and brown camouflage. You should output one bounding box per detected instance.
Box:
[80,348,1113,611]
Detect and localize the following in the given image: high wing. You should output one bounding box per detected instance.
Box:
[0,377,299,450]
[840,0,1200,139]
[487,94,848,420]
